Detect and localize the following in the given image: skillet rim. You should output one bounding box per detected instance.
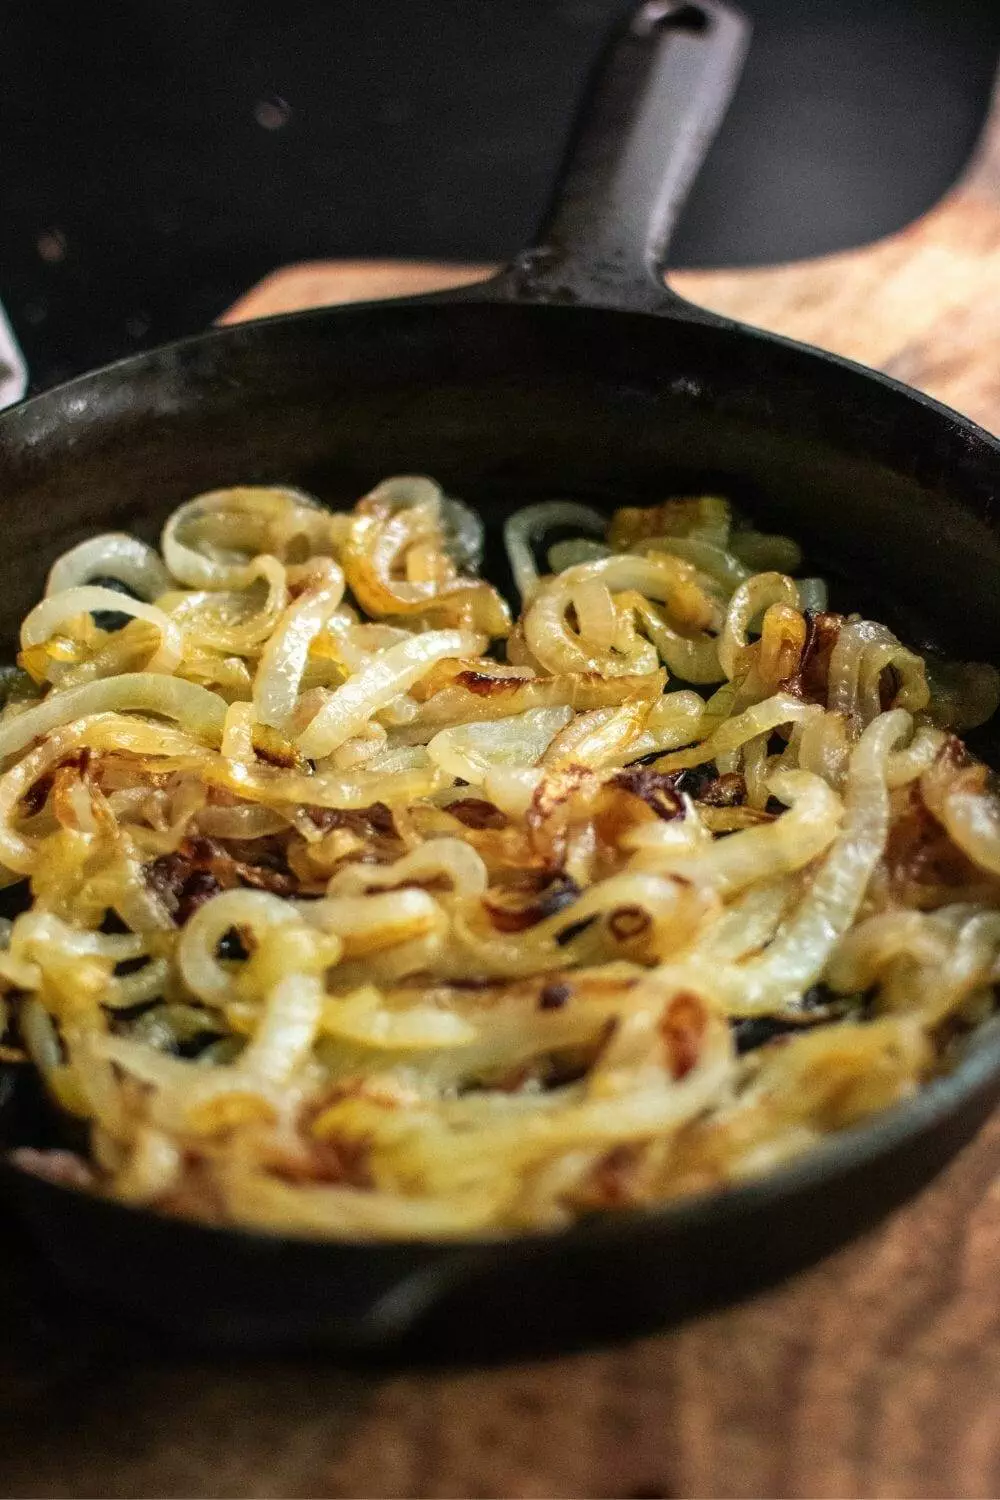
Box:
[1,289,1000,1261]
[2,286,999,455]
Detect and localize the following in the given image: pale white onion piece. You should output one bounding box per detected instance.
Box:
[196,802,289,839]
[20,997,63,1076]
[46,533,171,601]
[320,617,414,671]
[447,870,711,980]
[718,572,799,681]
[393,1010,734,1190]
[252,560,346,729]
[108,957,173,1010]
[375,693,421,727]
[178,889,304,1005]
[399,668,665,739]
[926,910,1000,1022]
[619,594,724,683]
[621,803,712,869]
[440,493,485,573]
[503,501,607,603]
[343,478,510,636]
[319,985,476,1048]
[934,783,1000,876]
[240,972,325,1086]
[547,538,612,572]
[635,535,750,591]
[828,619,927,731]
[729,531,803,574]
[797,709,851,789]
[542,703,648,770]
[321,929,447,987]
[221,700,255,761]
[696,878,796,961]
[726,709,911,1012]
[0,674,227,762]
[826,910,948,994]
[161,555,288,654]
[358,745,433,777]
[99,970,325,1131]
[302,888,446,953]
[624,689,705,761]
[742,732,771,809]
[427,705,573,786]
[482,765,544,819]
[326,722,388,771]
[525,553,711,676]
[653,690,820,774]
[162,486,331,589]
[884,724,946,788]
[9,910,146,964]
[0,724,96,870]
[216,758,449,810]
[632,770,842,898]
[296,629,484,759]
[115,1126,182,1204]
[570,578,617,652]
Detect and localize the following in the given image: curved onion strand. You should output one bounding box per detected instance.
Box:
[22,587,183,674]
[296,629,484,759]
[253,559,346,729]
[46,533,171,601]
[0,675,227,762]
[503,501,607,602]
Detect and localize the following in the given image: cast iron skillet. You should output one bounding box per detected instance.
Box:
[1,0,1000,1360]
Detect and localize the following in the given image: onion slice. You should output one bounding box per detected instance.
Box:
[0,674,227,762]
[22,587,183,674]
[503,501,607,603]
[296,629,483,759]
[46,533,171,601]
[253,559,346,729]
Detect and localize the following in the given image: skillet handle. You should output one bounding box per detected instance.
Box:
[482,0,748,315]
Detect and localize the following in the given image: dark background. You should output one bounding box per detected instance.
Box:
[2,0,999,388]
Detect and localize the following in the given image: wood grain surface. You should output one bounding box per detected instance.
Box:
[2,81,1000,1500]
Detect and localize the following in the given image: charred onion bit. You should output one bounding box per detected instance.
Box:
[538,981,571,1010]
[781,610,846,705]
[148,835,298,921]
[609,766,684,821]
[448,798,509,830]
[659,991,709,1080]
[697,771,747,808]
[485,873,583,932]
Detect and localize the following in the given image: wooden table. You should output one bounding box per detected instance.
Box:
[3,84,1000,1500]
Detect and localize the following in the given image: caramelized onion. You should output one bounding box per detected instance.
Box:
[4,482,998,1241]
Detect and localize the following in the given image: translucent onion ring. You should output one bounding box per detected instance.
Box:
[46,533,171,601]
[0,675,227,763]
[296,629,485,759]
[162,486,332,589]
[22,587,183,675]
[253,559,346,729]
[503,500,608,603]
